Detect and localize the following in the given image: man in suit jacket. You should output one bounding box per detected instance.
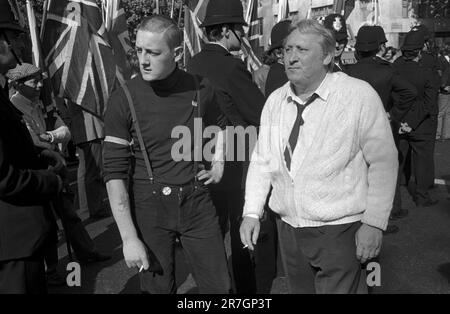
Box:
[0,4,62,293]
[394,29,439,208]
[346,25,417,226]
[187,0,275,294]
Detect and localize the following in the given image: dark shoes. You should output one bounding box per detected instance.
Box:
[78,252,111,264]
[383,225,399,235]
[415,199,439,208]
[390,208,409,220]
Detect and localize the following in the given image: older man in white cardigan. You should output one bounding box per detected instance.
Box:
[240,20,398,294]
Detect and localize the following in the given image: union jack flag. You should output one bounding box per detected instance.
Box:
[41,0,128,119]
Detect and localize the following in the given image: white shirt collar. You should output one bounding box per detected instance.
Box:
[287,72,332,104]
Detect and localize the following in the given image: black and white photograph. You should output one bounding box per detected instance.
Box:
[1,0,450,300]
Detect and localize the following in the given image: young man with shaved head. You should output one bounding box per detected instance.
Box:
[103,15,232,294]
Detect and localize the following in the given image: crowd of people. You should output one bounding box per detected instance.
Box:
[0,0,447,294]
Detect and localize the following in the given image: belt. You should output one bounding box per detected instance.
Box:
[150,180,206,197]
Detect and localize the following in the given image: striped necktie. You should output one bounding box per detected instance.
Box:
[284,93,318,171]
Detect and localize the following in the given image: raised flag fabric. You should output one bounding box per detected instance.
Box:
[41,0,118,119]
[103,0,132,83]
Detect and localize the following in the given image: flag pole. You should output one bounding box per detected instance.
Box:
[170,0,175,19]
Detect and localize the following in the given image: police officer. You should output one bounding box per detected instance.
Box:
[412,24,439,190]
[187,0,276,294]
[0,1,62,293]
[347,26,418,232]
[323,13,348,72]
[264,19,291,97]
[393,29,439,207]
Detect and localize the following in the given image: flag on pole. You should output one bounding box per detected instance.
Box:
[103,0,133,84]
[243,0,262,72]
[183,0,208,66]
[25,0,58,128]
[277,0,289,22]
[41,0,121,119]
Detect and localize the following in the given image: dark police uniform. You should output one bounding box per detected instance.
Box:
[347,56,417,216]
[394,56,436,206]
[0,88,60,293]
[187,42,277,294]
[265,20,291,98]
[103,67,231,294]
[265,62,288,98]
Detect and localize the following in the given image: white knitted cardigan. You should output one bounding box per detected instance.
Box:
[243,72,399,231]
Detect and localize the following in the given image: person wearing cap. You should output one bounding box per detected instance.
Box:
[7,63,71,150]
[347,26,418,226]
[240,19,398,294]
[104,15,231,294]
[264,19,291,97]
[393,29,439,208]
[0,0,63,293]
[6,62,111,286]
[187,0,274,294]
[323,13,348,72]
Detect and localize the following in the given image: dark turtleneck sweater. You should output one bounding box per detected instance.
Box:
[103,67,225,185]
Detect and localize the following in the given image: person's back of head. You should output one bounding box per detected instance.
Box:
[201,0,246,51]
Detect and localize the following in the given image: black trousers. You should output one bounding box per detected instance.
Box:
[77,139,109,217]
[0,254,47,294]
[132,181,231,294]
[45,190,99,271]
[211,189,277,294]
[277,219,367,294]
[398,137,434,204]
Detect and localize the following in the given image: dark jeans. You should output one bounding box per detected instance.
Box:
[277,219,367,294]
[78,139,109,217]
[131,181,231,294]
[0,254,47,294]
[45,190,98,271]
[211,189,277,294]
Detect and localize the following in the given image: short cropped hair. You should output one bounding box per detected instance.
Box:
[137,15,181,49]
[285,19,336,71]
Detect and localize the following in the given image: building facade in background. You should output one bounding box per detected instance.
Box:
[254,0,450,51]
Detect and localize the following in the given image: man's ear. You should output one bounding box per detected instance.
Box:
[222,25,230,38]
[174,46,183,63]
[323,52,333,67]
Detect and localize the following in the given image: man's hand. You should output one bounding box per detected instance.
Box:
[196,161,224,185]
[399,122,412,134]
[355,223,383,264]
[239,216,260,251]
[40,149,66,174]
[123,237,150,271]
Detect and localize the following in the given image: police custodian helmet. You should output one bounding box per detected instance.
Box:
[355,26,380,52]
[269,20,292,52]
[200,0,247,27]
[402,28,425,51]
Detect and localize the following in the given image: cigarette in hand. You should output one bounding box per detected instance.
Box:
[139,265,144,272]
[242,244,248,249]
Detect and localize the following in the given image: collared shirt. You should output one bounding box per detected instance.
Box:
[282,74,330,177]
